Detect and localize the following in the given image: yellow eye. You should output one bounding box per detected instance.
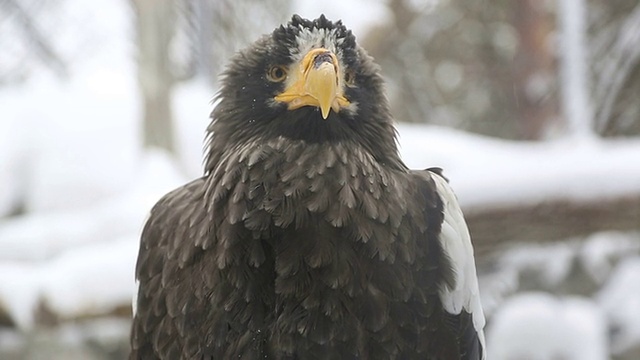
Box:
[267,65,287,82]
[344,69,356,87]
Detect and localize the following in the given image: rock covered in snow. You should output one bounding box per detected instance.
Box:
[487,292,608,360]
[597,257,640,357]
[0,150,187,329]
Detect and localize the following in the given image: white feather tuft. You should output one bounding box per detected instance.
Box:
[293,27,344,64]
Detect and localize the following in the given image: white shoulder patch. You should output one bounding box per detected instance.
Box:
[431,173,486,355]
[132,279,139,317]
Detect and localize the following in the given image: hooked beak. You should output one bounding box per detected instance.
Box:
[274,48,349,119]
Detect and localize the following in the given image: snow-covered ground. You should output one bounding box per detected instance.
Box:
[2,1,640,359]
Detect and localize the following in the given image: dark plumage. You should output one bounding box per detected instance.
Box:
[130,15,485,359]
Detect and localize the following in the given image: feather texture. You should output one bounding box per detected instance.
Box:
[131,140,485,359]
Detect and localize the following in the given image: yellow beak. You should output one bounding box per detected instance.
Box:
[274,48,349,119]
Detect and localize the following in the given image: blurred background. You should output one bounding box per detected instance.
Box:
[1,0,639,359]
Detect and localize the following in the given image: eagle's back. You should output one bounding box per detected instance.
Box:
[130,138,482,359]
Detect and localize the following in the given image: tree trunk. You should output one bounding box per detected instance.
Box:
[512,0,557,139]
[558,0,594,138]
[132,0,177,153]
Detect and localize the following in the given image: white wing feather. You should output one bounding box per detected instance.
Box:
[431,173,486,356]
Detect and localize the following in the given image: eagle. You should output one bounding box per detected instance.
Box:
[130,15,485,360]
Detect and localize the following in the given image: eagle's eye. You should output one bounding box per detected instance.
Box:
[267,65,288,82]
[344,69,356,87]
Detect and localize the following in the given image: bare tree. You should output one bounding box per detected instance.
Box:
[195,0,291,85]
[130,0,291,154]
[591,1,640,136]
[131,0,178,153]
[0,0,68,83]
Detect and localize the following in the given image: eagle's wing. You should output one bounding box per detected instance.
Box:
[426,169,486,359]
[130,178,210,359]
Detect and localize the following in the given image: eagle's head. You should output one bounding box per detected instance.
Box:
[207,15,403,171]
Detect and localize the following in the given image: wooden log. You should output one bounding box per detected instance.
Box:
[465,193,640,259]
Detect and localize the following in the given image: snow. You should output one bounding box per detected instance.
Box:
[496,241,576,288]
[580,231,640,284]
[597,257,640,354]
[487,292,608,360]
[0,21,189,323]
[0,99,31,216]
[477,240,578,318]
[18,74,138,214]
[478,232,640,315]
[397,123,640,210]
[40,238,138,320]
[0,150,188,262]
[0,262,41,329]
[0,149,186,329]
